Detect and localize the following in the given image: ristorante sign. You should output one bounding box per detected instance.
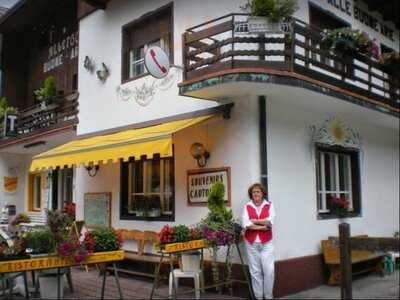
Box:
[0,250,124,274]
[187,167,231,206]
[326,0,395,41]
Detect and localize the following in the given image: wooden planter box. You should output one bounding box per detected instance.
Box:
[0,250,124,273]
[163,240,207,253]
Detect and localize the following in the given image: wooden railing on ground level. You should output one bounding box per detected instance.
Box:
[182,14,399,111]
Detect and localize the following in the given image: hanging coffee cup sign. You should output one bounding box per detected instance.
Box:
[144,46,170,79]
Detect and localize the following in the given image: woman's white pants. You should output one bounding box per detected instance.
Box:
[245,241,274,299]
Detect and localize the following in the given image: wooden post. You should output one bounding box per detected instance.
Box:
[181,32,187,81]
[339,223,352,300]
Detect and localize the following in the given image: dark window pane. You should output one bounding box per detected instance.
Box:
[132,161,143,193]
[35,176,41,209]
[151,159,160,193]
[324,153,331,191]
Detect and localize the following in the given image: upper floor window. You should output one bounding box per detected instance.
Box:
[316,145,361,219]
[122,4,172,82]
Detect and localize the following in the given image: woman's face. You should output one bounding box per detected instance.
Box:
[251,187,264,206]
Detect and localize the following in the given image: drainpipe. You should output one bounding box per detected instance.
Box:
[0,34,3,96]
[259,96,268,195]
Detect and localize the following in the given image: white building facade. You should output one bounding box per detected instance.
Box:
[1,0,398,297]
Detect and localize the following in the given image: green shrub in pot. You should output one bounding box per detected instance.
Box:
[87,227,122,252]
[24,229,56,255]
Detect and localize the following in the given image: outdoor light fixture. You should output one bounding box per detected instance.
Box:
[85,165,99,177]
[190,142,210,168]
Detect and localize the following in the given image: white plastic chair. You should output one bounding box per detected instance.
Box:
[168,268,204,300]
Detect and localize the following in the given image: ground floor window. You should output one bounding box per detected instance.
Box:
[316,144,361,218]
[120,156,174,221]
[50,168,73,210]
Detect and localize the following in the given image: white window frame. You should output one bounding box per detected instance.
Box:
[317,151,354,214]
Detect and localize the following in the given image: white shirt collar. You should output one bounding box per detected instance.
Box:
[247,199,269,210]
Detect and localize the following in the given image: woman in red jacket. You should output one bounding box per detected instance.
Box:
[242,183,276,299]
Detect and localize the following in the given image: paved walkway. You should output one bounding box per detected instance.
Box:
[6,268,399,299]
[282,270,399,299]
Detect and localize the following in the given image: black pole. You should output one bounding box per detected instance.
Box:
[259,96,268,193]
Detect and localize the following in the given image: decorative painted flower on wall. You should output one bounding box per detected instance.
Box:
[309,116,361,149]
[328,119,346,145]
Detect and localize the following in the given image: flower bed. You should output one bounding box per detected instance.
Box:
[0,208,123,264]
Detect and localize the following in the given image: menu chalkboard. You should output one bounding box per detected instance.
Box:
[84,192,111,227]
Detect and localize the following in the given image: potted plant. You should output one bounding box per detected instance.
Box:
[23,229,56,256]
[57,236,90,264]
[84,227,123,253]
[0,97,18,120]
[328,195,349,218]
[34,76,57,109]
[10,213,31,226]
[379,51,400,75]
[241,0,298,33]
[134,196,147,217]
[199,181,235,292]
[148,196,161,217]
[158,224,203,271]
[46,209,73,245]
[321,28,360,56]
[63,202,76,221]
[0,237,28,261]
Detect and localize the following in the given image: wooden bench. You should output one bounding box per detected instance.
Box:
[115,229,171,278]
[321,239,385,285]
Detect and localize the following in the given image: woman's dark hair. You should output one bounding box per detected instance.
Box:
[248,183,267,200]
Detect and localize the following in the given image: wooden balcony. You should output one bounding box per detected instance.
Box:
[0,92,79,144]
[180,14,399,114]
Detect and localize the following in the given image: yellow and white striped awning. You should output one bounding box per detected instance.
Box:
[30,115,213,171]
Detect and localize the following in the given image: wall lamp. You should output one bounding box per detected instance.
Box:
[190,142,210,168]
[85,165,99,177]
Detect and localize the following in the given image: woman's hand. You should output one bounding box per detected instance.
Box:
[248,225,270,231]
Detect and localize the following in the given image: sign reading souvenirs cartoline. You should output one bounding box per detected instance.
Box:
[43,29,79,73]
[187,167,231,206]
[326,0,395,40]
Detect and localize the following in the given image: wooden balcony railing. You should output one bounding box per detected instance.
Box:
[0,92,79,141]
[182,14,399,111]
